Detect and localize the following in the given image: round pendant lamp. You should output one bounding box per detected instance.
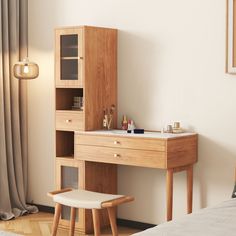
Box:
[13,58,39,80]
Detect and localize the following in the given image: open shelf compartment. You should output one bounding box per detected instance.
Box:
[56,131,74,158]
[56,88,83,111]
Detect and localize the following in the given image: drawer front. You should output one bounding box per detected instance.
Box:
[75,134,166,152]
[167,135,198,168]
[56,112,84,131]
[75,145,166,168]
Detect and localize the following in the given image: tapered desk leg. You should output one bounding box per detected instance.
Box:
[69,207,76,236]
[52,203,62,236]
[107,207,118,236]
[187,165,193,214]
[92,209,101,236]
[166,168,173,221]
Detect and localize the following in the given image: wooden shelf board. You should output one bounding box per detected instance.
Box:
[61,57,79,60]
[56,156,74,161]
[55,85,84,89]
[56,110,84,113]
[62,45,78,49]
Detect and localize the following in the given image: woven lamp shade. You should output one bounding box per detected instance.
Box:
[13,58,39,79]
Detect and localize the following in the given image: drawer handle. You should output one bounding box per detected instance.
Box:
[114,141,120,144]
[114,153,120,158]
[65,119,72,123]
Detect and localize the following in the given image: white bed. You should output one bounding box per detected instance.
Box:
[133,198,236,236]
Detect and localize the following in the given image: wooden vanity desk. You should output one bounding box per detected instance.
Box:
[74,130,198,221]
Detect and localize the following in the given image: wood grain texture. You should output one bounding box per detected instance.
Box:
[75,134,166,151]
[84,161,117,232]
[226,0,236,73]
[172,165,190,173]
[52,203,62,236]
[56,88,83,110]
[55,158,85,232]
[56,131,74,157]
[0,212,140,236]
[166,169,173,221]
[84,26,117,130]
[92,209,101,236]
[48,188,72,197]
[75,133,198,169]
[102,196,134,208]
[55,158,117,233]
[69,207,76,236]
[75,145,166,168]
[55,26,117,233]
[166,135,198,168]
[187,165,193,214]
[55,27,83,88]
[75,132,198,222]
[56,111,84,131]
[107,207,118,236]
[226,0,229,73]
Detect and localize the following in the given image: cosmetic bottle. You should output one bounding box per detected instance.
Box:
[127,119,135,133]
[172,122,184,133]
[102,109,107,129]
[127,120,132,133]
[103,116,107,129]
[121,115,128,130]
[130,120,135,132]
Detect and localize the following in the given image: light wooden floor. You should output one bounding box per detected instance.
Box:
[0,212,141,236]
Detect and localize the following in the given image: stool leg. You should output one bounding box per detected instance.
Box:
[52,203,62,236]
[92,209,101,236]
[107,207,118,236]
[69,207,76,236]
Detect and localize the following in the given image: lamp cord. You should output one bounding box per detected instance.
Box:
[26,0,28,58]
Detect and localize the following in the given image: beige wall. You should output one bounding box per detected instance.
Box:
[28,0,236,224]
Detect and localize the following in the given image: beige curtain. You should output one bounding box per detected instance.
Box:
[0,0,38,220]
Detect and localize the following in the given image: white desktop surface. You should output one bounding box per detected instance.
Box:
[75,130,196,139]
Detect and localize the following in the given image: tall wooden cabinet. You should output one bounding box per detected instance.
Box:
[55,26,117,233]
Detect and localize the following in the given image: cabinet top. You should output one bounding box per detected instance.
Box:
[55,25,117,31]
[75,130,197,140]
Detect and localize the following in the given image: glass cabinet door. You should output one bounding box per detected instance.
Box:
[56,158,85,229]
[55,29,83,88]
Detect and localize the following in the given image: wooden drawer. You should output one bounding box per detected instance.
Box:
[74,134,166,151]
[75,145,166,168]
[56,111,84,131]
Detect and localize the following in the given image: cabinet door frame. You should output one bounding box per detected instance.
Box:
[55,158,85,230]
[55,28,84,87]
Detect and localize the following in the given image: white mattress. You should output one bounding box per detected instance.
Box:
[133,198,236,236]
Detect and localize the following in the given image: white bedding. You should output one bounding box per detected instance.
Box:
[133,198,236,236]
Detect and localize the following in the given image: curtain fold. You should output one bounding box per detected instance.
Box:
[0,0,38,220]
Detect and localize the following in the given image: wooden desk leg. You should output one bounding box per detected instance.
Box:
[187,165,193,214]
[52,203,62,236]
[107,207,118,236]
[92,209,101,236]
[166,169,173,221]
[69,207,76,236]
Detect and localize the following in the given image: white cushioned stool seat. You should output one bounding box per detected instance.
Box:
[48,188,134,236]
[53,189,124,209]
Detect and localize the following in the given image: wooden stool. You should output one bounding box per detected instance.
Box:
[48,188,134,236]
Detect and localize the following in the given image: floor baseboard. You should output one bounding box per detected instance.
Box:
[32,204,156,230]
[117,218,156,230]
[33,203,54,213]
